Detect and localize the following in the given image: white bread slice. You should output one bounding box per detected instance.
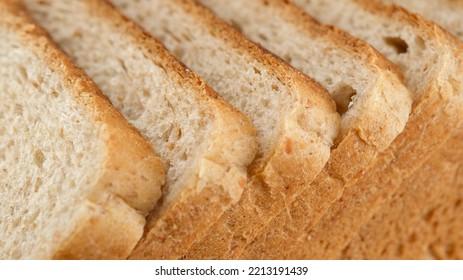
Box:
[343,0,463,259]
[0,0,165,259]
[111,0,340,259]
[384,0,463,39]
[279,0,463,259]
[22,0,258,260]
[197,0,412,259]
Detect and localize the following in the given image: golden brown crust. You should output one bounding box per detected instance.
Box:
[53,197,145,260]
[258,0,463,259]
[130,185,234,259]
[250,89,463,259]
[154,0,340,259]
[1,0,165,259]
[76,0,259,259]
[342,129,463,259]
[241,131,374,259]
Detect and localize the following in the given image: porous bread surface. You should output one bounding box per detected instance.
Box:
[113,0,337,160]
[24,0,258,259]
[0,0,164,259]
[343,0,463,259]
[26,0,208,204]
[112,0,340,259]
[0,26,103,260]
[197,0,411,259]
[270,0,463,259]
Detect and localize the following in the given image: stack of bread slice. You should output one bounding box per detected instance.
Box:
[1,0,462,259]
[97,0,341,259]
[19,0,260,260]
[180,0,411,259]
[282,0,463,260]
[343,0,463,260]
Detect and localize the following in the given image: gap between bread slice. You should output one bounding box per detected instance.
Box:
[111,0,340,259]
[22,0,258,260]
[0,0,165,259]
[197,0,412,259]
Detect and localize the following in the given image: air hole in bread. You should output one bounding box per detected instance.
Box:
[179,152,188,161]
[415,36,426,51]
[33,149,45,168]
[142,90,151,97]
[282,54,292,64]
[261,99,270,108]
[384,36,409,54]
[324,77,334,87]
[162,125,174,142]
[14,104,23,115]
[34,178,43,193]
[258,33,268,42]
[117,58,128,73]
[230,19,243,33]
[173,46,185,58]
[331,84,357,115]
[31,81,39,89]
[18,66,28,81]
[73,30,82,39]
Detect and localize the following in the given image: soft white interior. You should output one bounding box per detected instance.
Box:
[199,0,376,123]
[385,0,463,40]
[0,28,104,259]
[24,0,213,200]
[112,0,295,157]
[295,0,439,100]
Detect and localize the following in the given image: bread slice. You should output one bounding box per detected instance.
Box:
[23,0,258,260]
[267,0,463,259]
[111,0,340,259]
[342,0,463,259]
[0,0,165,259]
[197,0,412,259]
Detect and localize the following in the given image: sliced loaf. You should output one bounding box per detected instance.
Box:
[271,0,463,259]
[197,0,412,259]
[23,0,258,260]
[343,0,463,259]
[0,0,165,259]
[111,0,340,259]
